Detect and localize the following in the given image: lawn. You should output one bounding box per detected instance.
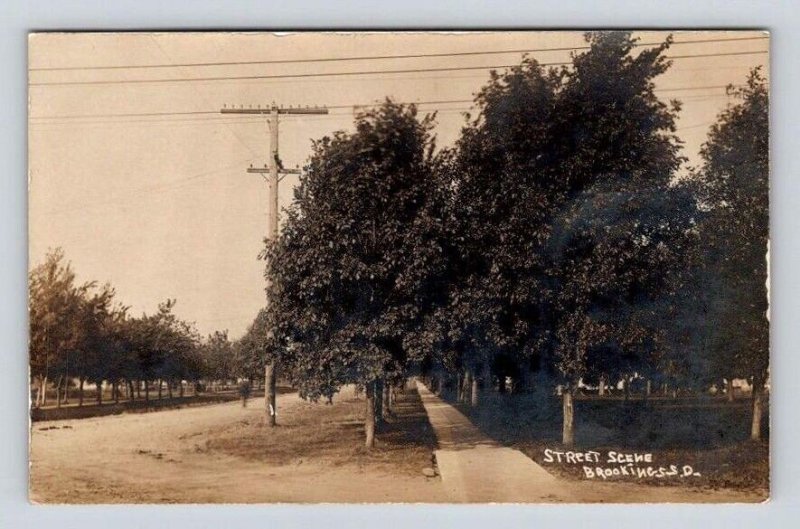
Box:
[443,388,769,494]
[205,382,439,478]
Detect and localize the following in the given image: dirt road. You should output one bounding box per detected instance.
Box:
[416,382,762,503]
[30,389,445,503]
[30,382,762,504]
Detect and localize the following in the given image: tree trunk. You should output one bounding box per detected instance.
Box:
[375,378,384,426]
[56,375,63,408]
[41,375,49,406]
[78,378,85,406]
[470,369,479,407]
[96,382,102,406]
[623,375,631,401]
[726,378,735,402]
[456,372,463,402]
[382,379,391,419]
[144,381,149,403]
[498,374,507,394]
[179,381,184,398]
[168,380,173,399]
[562,386,575,447]
[518,364,533,394]
[158,379,163,400]
[128,380,135,401]
[34,377,42,409]
[365,381,376,448]
[62,375,70,407]
[136,380,141,399]
[598,376,606,396]
[751,376,765,441]
[265,360,276,427]
[113,381,120,404]
[37,377,43,407]
[645,379,652,399]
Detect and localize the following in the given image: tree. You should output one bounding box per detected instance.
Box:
[79,285,123,406]
[233,310,270,383]
[694,68,769,440]
[445,57,563,403]
[202,330,235,389]
[267,101,446,447]
[445,29,693,404]
[30,250,208,409]
[126,300,198,402]
[29,249,93,407]
[442,32,690,444]
[548,182,698,441]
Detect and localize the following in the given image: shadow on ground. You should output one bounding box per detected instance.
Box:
[436,386,769,492]
[206,383,439,478]
[444,389,768,449]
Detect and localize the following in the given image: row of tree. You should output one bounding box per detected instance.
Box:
[29,250,264,408]
[261,32,768,447]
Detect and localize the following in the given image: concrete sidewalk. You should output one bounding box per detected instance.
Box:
[416,380,574,502]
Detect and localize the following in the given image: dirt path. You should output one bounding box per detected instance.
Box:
[30,389,446,503]
[416,381,762,503]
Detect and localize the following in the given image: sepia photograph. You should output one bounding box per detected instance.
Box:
[27,30,769,504]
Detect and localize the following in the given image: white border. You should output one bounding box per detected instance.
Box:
[3,1,798,527]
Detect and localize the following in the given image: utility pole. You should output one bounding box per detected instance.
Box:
[221,103,328,427]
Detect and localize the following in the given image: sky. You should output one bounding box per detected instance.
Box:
[28,31,769,338]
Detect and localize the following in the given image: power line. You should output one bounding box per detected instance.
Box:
[147,34,262,160]
[30,63,764,92]
[29,50,767,87]
[29,99,476,121]
[675,121,714,131]
[31,110,216,120]
[31,110,714,132]
[35,157,257,217]
[30,36,768,72]
[30,109,479,129]
[29,84,750,122]
[28,99,740,133]
[33,111,711,219]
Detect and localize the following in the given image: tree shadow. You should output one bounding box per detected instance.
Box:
[379,385,439,452]
[441,388,768,451]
